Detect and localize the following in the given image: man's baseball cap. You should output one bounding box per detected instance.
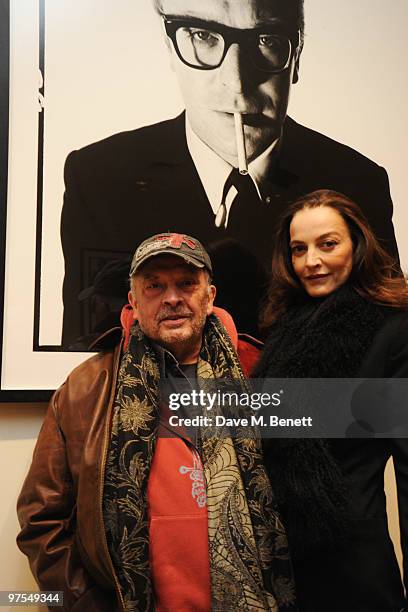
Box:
[129,233,213,277]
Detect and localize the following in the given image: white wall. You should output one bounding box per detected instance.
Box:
[0,404,46,612]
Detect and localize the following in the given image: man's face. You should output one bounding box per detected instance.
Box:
[160,0,301,163]
[128,255,216,362]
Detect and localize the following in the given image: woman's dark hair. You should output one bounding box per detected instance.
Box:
[261,189,408,330]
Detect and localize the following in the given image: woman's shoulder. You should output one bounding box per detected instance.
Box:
[376,308,408,340]
[359,308,408,377]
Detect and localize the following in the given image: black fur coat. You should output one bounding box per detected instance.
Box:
[253,285,408,611]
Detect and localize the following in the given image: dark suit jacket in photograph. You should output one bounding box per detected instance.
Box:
[60,113,399,347]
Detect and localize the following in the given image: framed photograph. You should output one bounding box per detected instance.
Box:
[1,0,407,399]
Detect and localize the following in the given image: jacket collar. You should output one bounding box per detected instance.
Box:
[152,111,191,165]
[89,326,122,351]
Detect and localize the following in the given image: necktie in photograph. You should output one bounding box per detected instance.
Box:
[215,168,261,229]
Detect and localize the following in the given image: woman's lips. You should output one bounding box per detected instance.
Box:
[305,273,330,284]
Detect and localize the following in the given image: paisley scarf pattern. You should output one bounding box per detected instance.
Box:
[103,314,296,611]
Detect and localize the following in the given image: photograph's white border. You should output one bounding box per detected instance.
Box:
[1,0,408,392]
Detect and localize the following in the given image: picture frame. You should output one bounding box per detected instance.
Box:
[1,0,407,399]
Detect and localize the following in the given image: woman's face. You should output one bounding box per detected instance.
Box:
[289,205,354,298]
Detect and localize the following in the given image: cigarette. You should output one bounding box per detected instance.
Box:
[234,112,248,175]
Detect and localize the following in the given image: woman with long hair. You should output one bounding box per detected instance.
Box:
[253,189,408,612]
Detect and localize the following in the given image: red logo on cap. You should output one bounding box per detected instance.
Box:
[156,233,196,250]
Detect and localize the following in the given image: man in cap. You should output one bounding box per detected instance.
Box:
[60,0,399,348]
[17,233,296,611]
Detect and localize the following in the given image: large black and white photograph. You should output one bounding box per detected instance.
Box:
[1,0,407,395]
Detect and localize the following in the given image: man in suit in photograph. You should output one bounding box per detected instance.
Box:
[61,0,399,347]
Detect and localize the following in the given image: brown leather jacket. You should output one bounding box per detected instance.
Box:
[17,329,124,611]
[17,314,261,611]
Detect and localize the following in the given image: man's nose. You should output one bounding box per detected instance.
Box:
[219,43,250,94]
[162,286,183,307]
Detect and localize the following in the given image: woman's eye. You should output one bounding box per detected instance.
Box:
[320,240,337,249]
[291,245,306,255]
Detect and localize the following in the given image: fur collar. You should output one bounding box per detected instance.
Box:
[254,286,386,560]
[255,285,386,379]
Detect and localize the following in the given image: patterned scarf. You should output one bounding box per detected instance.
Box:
[103,314,297,611]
